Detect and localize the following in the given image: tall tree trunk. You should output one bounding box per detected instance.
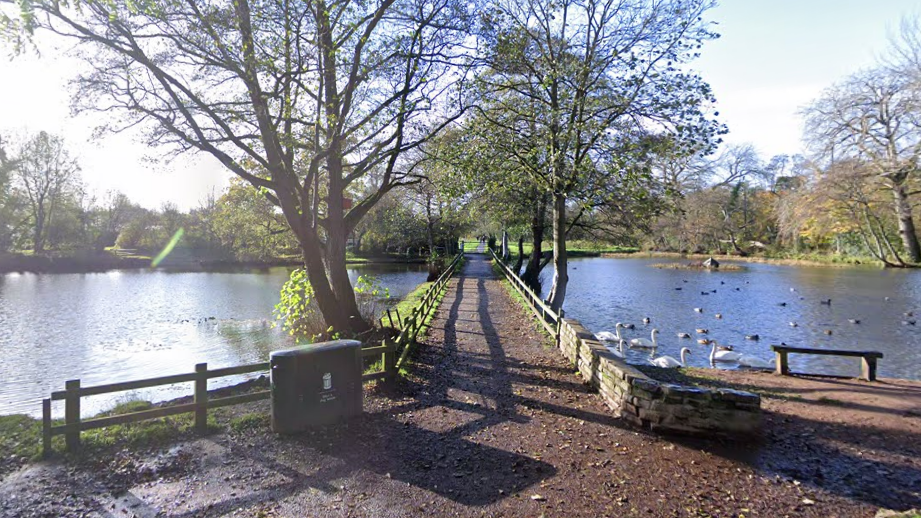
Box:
[425,197,435,257]
[33,206,45,253]
[892,183,921,263]
[547,193,568,312]
[522,195,547,290]
[513,236,524,275]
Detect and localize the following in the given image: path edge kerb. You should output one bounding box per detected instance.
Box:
[488,251,762,439]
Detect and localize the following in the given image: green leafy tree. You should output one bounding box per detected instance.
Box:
[5,0,473,333]
[7,132,81,253]
[212,179,297,261]
[473,0,722,309]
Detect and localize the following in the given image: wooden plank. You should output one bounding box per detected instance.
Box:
[861,357,878,382]
[208,390,271,409]
[64,380,80,451]
[53,371,200,399]
[775,350,789,376]
[361,345,392,357]
[194,363,208,433]
[42,398,52,458]
[363,370,389,382]
[205,362,270,379]
[52,403,199,434]
[771,345,883,358]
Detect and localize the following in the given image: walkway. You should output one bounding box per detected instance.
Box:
[0,253,892,517]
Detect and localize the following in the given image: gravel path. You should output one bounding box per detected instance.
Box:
[1,253,915,517]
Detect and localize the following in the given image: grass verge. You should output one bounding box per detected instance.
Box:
[386,256,463,374]
[0,414,43,462]
[490,259,556,341]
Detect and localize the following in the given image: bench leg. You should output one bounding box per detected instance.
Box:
[861,357,877,382]
[775,351,788,376]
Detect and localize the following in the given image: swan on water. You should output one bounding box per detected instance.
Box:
[709,341,741,362]
[738,355,775,369]
[677,332,691,339]
[595,323,624,342]
[630,328,659,349]
[606,339,626,358]
[649,348,691,369]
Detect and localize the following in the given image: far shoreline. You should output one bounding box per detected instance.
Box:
[0,252,428,275]
[599,250,886,269]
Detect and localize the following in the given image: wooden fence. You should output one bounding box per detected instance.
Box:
[384,251,464,371]
[487,247,564,340]
[42,252,463,457]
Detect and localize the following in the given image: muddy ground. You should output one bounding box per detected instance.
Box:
[1,254,920,517]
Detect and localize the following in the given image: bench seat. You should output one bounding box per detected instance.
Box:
[770,345,884,381]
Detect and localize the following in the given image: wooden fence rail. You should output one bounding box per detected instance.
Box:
[42,252,464,457]
[488,246,564,340]
[42,345,393,457]
[389,251,464,371]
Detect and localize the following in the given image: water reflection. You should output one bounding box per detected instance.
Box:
[541,257,921,380]
[0,264,427,417]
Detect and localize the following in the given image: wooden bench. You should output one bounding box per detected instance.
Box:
[771,345,883,381]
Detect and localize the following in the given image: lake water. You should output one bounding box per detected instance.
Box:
[0,264,427,417]
[541,257,921,380]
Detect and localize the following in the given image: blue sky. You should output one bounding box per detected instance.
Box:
[0,1,917,209]
[694,0,919,158]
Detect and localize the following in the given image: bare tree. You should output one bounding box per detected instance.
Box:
[7,0,472,332]
[9,132,80,253]
[804,67,921,263]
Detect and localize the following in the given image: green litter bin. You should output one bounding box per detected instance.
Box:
[270,339,363,433]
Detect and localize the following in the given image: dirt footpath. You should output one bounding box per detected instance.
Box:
[2,254,920,517]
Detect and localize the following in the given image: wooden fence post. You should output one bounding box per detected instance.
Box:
[557,308,565,347]
[42,398,52,458]
[387,309,395,328]
[64,379,81,452]
[384,339,396,380]
[194,363,208,433]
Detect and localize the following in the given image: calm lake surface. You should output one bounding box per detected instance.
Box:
[0,264,427,417]
[541,257,921,381]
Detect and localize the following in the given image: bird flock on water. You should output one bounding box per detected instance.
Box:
[593,279,916,370]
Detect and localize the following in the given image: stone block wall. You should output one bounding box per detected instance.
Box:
[558,318,761,437]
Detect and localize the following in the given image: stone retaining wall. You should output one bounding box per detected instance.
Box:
[558,318,761,437]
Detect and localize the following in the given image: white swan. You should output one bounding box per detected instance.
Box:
[607,339,627,358]
[738,355,775,369]
[649,348,691,368]
[709,341,741,363]
[595,323,624,342]
[630,328,659,349]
